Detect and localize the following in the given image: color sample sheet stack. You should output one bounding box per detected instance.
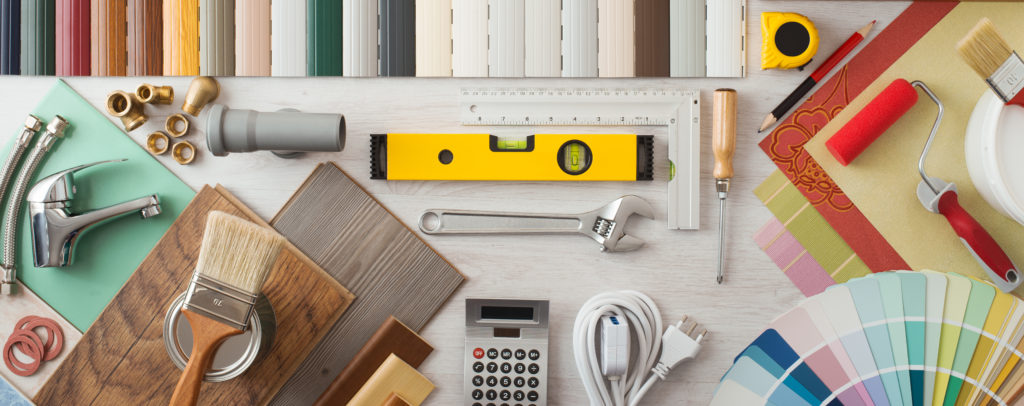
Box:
[754,2,1024,296]
[712,271,1024,405]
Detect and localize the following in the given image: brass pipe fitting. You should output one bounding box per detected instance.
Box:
[172,141,196,164]
[106,91,148,131]
[147,132,169,155]
[181,76,220,116]
[136,84,174,104]
[165,114,189,138]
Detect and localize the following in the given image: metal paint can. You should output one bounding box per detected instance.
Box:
[965,90,1024,226]
[162,291,276,382]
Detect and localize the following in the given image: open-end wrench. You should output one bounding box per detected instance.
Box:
[418,195,655,252]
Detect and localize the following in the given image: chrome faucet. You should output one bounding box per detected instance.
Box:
[27,160,161,268]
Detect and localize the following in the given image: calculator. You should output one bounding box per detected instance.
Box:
[464,299,549,406]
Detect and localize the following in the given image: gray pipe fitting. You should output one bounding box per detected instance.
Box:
[205,104,346,157]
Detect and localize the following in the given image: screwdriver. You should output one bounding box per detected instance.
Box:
[713,89,737,284]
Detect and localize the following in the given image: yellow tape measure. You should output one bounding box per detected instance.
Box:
[370,133,653,181]
[761,12,819,70]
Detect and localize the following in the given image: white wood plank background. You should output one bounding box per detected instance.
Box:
[0,2,908,404]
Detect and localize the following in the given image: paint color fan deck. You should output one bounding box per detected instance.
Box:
[713,271,1024,406]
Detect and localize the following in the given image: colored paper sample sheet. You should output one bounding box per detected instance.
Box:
[802,3,1024,295]
[0,80,195,330]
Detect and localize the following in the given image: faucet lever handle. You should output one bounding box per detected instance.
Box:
[27,159,127,204]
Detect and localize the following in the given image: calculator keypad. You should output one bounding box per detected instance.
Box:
[467,346,545,406]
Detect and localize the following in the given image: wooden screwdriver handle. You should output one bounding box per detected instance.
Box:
[169,309,244,406]
[713,89,738,180]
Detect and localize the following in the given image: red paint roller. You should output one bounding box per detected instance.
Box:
[826,78,919,166]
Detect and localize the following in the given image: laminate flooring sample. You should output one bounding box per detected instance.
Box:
[270,162,465,405]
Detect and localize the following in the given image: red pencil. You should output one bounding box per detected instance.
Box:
[759,21,875,133]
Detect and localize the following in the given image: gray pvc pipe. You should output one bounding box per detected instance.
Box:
[205,104,346,157]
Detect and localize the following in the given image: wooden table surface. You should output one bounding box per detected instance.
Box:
[0,1,908,404]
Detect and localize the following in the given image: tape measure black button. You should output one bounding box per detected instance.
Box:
[775,21,810,57]
[439,149,454,164]
[557,140,592,175]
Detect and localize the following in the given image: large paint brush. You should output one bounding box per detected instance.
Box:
[169,211,285,406]
[957,18,1024,106]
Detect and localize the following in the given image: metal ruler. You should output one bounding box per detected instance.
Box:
[459,87,702,230]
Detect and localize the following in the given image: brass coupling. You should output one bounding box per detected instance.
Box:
[106,91,148,132]
[172,141,196,165]
[136,84,174,104]
[166,114,189,138]
[182,76,220,116]
[147,131,169,155]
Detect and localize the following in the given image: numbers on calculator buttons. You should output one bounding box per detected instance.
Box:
[514,363,525,374]
[514,390,525,401]
[527,377,539,388]
[500,390,511,401]
[487,348,499,359]
[487,362,498,373]
[501,348,512,359]
[515,349,526,360]
[472,389,484,400]
[527,391,539,402]
[473,375,484,386]
[514,377,525,387]
[500,376,511,387]
[528,363,539,374]
[486,389,497,400]
[473,362,485,373]
[501,362,512,373]
[486,376,498,387]
[528,349,540,360]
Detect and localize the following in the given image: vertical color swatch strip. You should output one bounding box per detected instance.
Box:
[523,0,558,77]
[163,0,198,75]
[306,0,342,76]
[270,0,305,76]
[55,0,88,76]
[488,0,524,77]
[235,0,271,76]
[706,0,745,77]
[670,0,704,77]
[597,0,633,77]
[451,0,486,77]
[414,0,451,77]
[379,0,414,76]
[342,0,377,77]
[0,0,19,74]
[21,0,54,75]
[199,0,234,76]
[127,0,161,76]
[634,0,669,77]
[561,0,597,77]
[90,0,125,76]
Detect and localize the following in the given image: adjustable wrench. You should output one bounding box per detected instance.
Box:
[418,195,655,252]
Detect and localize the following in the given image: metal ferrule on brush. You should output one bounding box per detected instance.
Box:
[182,272,257,332]
[987,51,1024,103]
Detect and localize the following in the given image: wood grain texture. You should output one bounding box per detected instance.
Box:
[164,0,197,75]
[269,163,465,405]
[55,0,88,76]
[235,0,271,76]
[314,316,433,406]
[34,186,353,406]
[382,393,413,406]
[90,0,125,76]
[127,0,161,76]
[634,0,669,77]
[347,354,434,406]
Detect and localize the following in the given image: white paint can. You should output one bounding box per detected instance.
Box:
[965,90,1024,226]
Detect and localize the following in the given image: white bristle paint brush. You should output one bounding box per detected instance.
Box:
[169,211,285,406]
[957,18,1024,106]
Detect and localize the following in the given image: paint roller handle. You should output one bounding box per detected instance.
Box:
[713,89,737,180]
[937,191,1021,292]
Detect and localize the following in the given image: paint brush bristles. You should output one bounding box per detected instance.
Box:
[957,18,1013,79]
[195,211,285,295]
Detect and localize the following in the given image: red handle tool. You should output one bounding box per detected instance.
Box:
[936,190,1020,290]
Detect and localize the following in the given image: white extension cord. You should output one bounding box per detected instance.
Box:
[573,291,707,406]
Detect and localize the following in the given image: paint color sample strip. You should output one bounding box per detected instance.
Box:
[560,0,596,77]
[380,0,414,76]
[965,299,1023,405]
[21,0,54,75]
[710,379,769,406]
[754,170,872,290]
[818,286,890,405]
[720,356,811,405]
[307,0,342,76]
[55,0,88,76]
[199,0,233,76]
[163,0,198,75]
[415,0,451,77]
[896,271,928,405]
[1,0,19,74]
[706,0,745,77]
[803,296,875,405]
[943,279,995,404]
[932,273,972,405]
[922,270,948,406]
[669,0,703,77]
[753,219,837,297]
[90,0,124,76]
[271,0,305,76]
[634,0,668,77]
[235,0,270,76]
[488,0,524,77]
[452,0,486,77]
[523,0,558,77]
[874,272,914,406]
[342,0,376,77]
[127,0,161,76]
[846,277,903,404]
[596,0,633,77]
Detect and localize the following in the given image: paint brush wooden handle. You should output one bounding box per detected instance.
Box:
[169,309,244,406]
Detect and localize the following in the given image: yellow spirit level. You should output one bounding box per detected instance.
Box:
[370,133,654,181]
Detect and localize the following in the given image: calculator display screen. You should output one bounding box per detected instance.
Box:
[481,306,534,321]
